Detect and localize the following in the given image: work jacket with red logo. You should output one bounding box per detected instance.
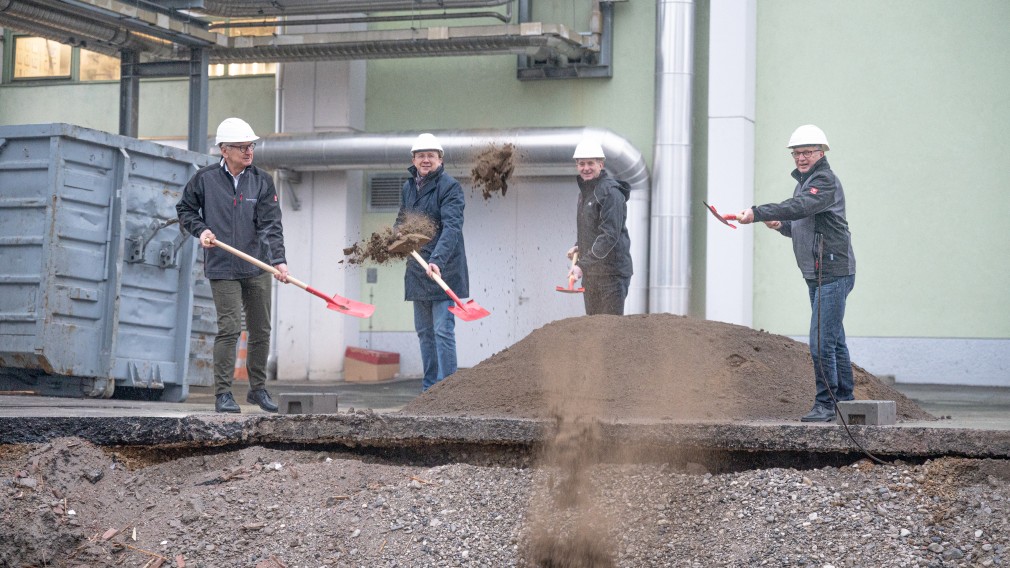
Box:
[752,156,855,280]
[176,162,287,280]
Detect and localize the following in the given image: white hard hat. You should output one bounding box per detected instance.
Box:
[787,124,829,150]
[573,138,601,159]
[411,133,443,155]
[573,139,605,160]
[215,117,259,145]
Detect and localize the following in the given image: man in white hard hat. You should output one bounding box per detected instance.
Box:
[394,133,469,392]
[566,138,633,315]
[735,125,856,423]
[176,117,289,413]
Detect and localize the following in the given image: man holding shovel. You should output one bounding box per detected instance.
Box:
[176,117,288,414]
[566,138,633,315]
[394,133,469,392]
[735,124,856,423]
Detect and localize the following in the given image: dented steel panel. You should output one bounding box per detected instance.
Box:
[0,124,216,401]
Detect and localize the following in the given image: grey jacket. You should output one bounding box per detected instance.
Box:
[752,156,855,280]
[176,161,286,280]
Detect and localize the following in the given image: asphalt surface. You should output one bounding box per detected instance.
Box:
[1,380,1008,460]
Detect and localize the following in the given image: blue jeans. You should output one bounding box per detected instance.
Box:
[807,274,855,410]
[414,299,457,391]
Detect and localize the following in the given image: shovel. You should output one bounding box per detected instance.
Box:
[209,238,375,318]
[388,233,491,322]
[555,251,585,293]
[703,201,740,229]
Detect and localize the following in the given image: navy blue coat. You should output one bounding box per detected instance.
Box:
[395,164,469,301]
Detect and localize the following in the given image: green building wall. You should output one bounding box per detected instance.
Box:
[2,0,1007,349]
[754,0,1010,340]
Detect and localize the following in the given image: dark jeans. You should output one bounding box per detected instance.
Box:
[414,299,457,391]
[806,274,855,410]
[582,273,630,316]
[210,272,273,394]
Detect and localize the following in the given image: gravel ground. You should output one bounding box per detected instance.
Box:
[2,438,1009,567]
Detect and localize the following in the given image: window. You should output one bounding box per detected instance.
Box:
[80,49,121,81]
[9,34,120,82]
[13,37,71,79]
[208,18,278,77]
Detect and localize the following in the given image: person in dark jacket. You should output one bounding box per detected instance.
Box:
[176,117,288,414]
[736,124,856,423]
[566,138,633,315]
[394,133,469,392]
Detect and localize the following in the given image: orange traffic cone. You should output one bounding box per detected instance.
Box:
[234,330,249,380]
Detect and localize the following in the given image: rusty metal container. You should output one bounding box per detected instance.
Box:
[0,123,215,401]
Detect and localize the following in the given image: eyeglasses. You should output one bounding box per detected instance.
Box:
[790,149,821,159]
[226,143,256,153]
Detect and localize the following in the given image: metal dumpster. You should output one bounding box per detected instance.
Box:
[0,123,216,401]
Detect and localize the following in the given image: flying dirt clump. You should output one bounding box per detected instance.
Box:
[470,142,516,199]
[341,212,436,265]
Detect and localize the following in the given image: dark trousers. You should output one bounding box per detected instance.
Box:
[582,273,630,316]
[210,272,273,394]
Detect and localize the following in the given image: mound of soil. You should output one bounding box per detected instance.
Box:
[402,314,934,422]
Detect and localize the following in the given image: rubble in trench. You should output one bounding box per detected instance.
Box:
[0,314,951,567]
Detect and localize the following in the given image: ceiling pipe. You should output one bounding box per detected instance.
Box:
[0,1,176,57]
[193,0,512,18]
[254,127,652,314]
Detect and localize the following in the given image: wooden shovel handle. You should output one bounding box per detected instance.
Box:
[409,250,465,308]
[568,251,580,286]
[210,239,308,291]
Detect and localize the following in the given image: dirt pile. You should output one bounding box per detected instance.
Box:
[470,142,516,199]
[341,212,436,265]
[401,313,934,565]
[402,313,933,422]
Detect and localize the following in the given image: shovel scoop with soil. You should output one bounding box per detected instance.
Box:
[387,233,490,322]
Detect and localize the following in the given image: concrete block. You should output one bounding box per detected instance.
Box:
[836,400,896,426]
[279,392,338,415]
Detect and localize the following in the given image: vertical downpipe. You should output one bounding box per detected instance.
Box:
[267,61,285,381]
[650,0,695,314]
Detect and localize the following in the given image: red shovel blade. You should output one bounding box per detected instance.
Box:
[448,300,490,322]
[325,295,375,318]
[555,276,585,293]
[306,286,375,318]
[707,199,739,225]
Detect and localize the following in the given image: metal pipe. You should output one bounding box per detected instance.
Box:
[254,127,651,314]
[196,0,512,18]
[650,0,695,315]
[209,9,511,30]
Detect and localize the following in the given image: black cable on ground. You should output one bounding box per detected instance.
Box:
[815,237,886,465]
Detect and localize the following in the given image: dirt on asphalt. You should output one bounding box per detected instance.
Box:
[0,313,975,568]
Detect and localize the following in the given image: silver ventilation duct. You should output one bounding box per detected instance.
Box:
[0,0,591,65]
[0,0,173,56]
[212,24,587,64]
[254,127,651,313]
[194,0,512,18]
[650,0,694,315]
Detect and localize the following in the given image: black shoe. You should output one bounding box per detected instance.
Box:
[215,392,241,413]
[800,405,836,423]
[247,389,279,413]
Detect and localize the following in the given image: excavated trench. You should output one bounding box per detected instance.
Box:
[4,314,1010,568]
